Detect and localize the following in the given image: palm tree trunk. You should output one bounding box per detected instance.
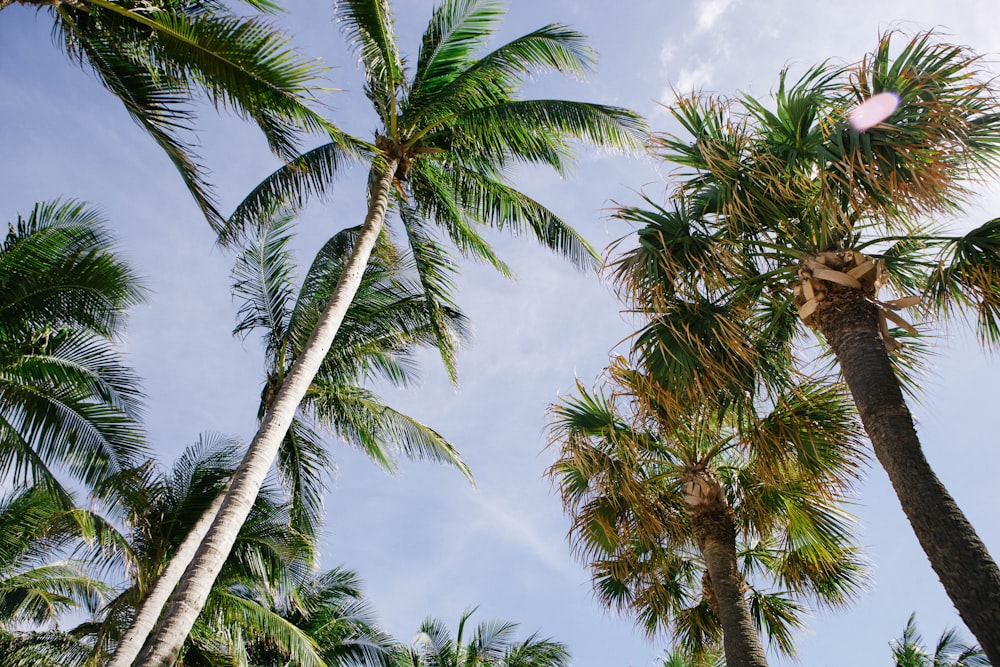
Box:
[106,481,229,667]
[684,472,769,667]
[136,160,399,667]
[816,284,1000,664]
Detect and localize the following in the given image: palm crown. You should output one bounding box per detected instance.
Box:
[227,0,646,375]
[612,31,1000,662]
[232,211,473,535]
[549,370,867,662]
[0,200,144,500]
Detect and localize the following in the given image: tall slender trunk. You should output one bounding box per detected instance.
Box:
[816,282,1000,664]
[106,481,229,667]
[684,470,769,667]
[136,161,399,666]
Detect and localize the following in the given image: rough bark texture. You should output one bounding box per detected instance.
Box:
[684,471,769,667]
[107,483,229,667]
[136,162,399,666]
[816,282,1000,664]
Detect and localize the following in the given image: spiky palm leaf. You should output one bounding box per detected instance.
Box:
[397,608,570,667]
[7,0,336,229]
[615,30,1000,660]
[0,201,144,499]
[548,373,867,661]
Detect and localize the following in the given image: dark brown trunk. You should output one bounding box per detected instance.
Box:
[685,471,769,667]
[816,282,1000,664]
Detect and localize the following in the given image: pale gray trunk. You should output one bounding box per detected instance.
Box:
[106,482,229,667]
[136,162,399,666]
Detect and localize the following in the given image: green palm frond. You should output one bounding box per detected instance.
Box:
[422,161,600,270]
[398,205,465,381]
[406,22,598,130]
[408,0,506,110]
[232,209,298,352]
[890,614,990,667]
[276,418,332,539]
[222,139,365,245]
[44,0,330,229]
[0,332,144,494]
[335,0,404,129]
[1,200,143,337]
[929,216,1000,344]
[446,100,644,170]
[308,382,471,481]
[206,589,324,667]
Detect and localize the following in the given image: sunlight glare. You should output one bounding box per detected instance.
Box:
[849,91,901,131]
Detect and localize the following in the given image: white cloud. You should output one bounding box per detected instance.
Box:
[676,62,715,93]
[659,40,676,66]
[695,0,735,33]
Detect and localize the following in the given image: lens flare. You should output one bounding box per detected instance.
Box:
[848,91,901,131]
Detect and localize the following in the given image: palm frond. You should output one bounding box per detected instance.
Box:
[335,0,404,129]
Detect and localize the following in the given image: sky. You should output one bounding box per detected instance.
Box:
[2,1,1000,666]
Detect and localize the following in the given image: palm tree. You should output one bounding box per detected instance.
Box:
[393,608,570,667]
[0,200,144,501]
[140,1,645,662]
[549,368,866,667]
[0,486,110,630]
[613,31,1000,660]
[246,566,396,667]
[82,435,326,666]
[110,212,472,667]
[661,648,725,667]
[2,0,334,229]
[0,483,119,667]
[234,211,473,538]
[890,614,989,667]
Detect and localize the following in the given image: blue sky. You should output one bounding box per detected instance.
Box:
[2,1,1000,665]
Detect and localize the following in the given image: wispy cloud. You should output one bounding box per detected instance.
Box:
[694,0,735,33]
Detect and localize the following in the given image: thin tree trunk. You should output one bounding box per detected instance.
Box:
[106,481,229,667]
[816,283,1000,665]
[684,471,769,667]
[136,161,399,667]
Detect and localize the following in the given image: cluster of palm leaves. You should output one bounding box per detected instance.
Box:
[4,0,644,662]
[547,29,1000,667]
[4,0,1000,665]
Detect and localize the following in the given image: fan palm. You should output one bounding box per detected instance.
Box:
[549,368,866,667]
[141,1,645,662]
[2,0,333,229]
[393,608,570,667]
[0,200,144,501]
[111,211,471,667]
[613,31,1000,660]
[890,614,989,667]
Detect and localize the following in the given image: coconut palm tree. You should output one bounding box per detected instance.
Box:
[81,435,326,666]
[110,212,472,667]
[246,566,396,667]
[0,483,119,667]
[890,614,989,667]
[0,486,111,631]
[393,608,570,667]
[0,200,144,501]
[549,368,867,667]
[613,31,1000,660]
[140,1,645,662]
[1,0,334,229]
[233,211,473,538]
